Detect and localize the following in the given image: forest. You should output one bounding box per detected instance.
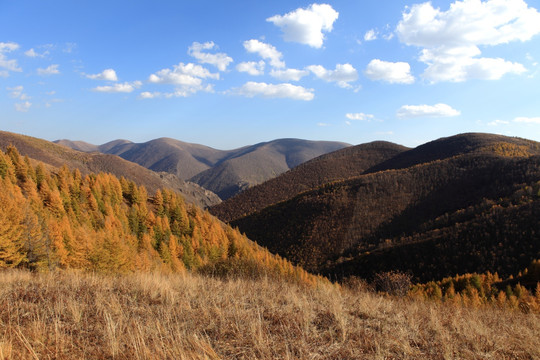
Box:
[0,145,323,286]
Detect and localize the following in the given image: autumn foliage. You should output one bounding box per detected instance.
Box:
[0,145,323,285]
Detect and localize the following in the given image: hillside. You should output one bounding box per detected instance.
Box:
[365,132,540,173]
[229,133,540,282]
[211,141,409,222]
[2,270,539,359]
[0,145,321,285]
[2,131,220,208]
[58,137,350,200]
[96,137,230,180]
[191,138,350,199]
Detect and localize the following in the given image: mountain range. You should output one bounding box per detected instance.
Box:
[0,131,220,208]
[212,133,540,283]
[5,130,540,285]
[55,137,350,200]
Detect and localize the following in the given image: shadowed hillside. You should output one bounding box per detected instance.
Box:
[365,133,540,174]
[211,141,408,222]
[229,134,540,282]
[2,131,220,208]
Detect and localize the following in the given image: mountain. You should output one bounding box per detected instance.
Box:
[0,144,323,287]
[94,137,230,180]
[2,131,220,208]
[58,137,350,200]
[225,133,540,282]
[190,138,351,199]
[210,141,409,223]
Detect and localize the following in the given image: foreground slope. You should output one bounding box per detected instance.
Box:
[2,131,220,207]
[230,133,540,281]
[211,141,409,222]
[1,270,539,359]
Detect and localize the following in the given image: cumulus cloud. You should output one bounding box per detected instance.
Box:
[37,64,60,76]
[267,3,339,48]
[345,113,374,121]
[233,81,314,101]
[396,0,540,82]
[188,41,233,71]
[270,68,309,81]
[149,63,218,85]
[514,116,540,124]
[148,62,218,95]
[236,61,265,76]
[364,29,378,41]
[243,40,285,68]
[364,59,414,84]
[15,101,32,112]
[0,42,22,75]
[307,63,358,88]
[397,103,461,118]
[86,68,118,81]
[93,81,142,93]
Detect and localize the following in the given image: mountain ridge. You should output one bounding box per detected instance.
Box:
[2,131,220,208]
[56,137,351,200]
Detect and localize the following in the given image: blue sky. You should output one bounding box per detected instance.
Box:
[1,0,540,149]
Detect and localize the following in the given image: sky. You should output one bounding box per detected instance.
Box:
[1,0,540,150]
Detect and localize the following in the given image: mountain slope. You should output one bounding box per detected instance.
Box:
[58,137,350,200]
[365,132,540,173]
[96,137,230,180]
[229,133,540,282]
[2,131,220,208]
[191,138,350,199]
[0,145,323,287]
[210,141,409,222]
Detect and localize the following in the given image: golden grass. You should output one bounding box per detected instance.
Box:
[1,270,539,359]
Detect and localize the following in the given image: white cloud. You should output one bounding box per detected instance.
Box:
[0,42,21,74]
[270,68,309,81]
[267,3,339,48]
[188,41,233,71]
[37,64,60,76]
[397,0,540,82]
[364,59,415,84]
[307,63,358,88]
[15,101,32,112]
[93,81,142,93]
[148,62,218,97]
[25,48,48,58]
[514,116,540,124]
[346,113,374,121]
[243,40,285,68]
[236,61,265,76]
[233,81,314,101]
[397,103,461,118]
[86,68,118,81]
[139,91,160,99]
[317,122,330,127]
[364,29,378,41]
[7,85,30,101]
[149,62,218,85]
[488,119,510,126]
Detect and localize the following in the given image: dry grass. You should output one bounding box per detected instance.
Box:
[0,270,539,359]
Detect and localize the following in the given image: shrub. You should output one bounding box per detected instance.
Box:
[373,271,412,297]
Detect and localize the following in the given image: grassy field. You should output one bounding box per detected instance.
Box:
[0,270,539,359]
